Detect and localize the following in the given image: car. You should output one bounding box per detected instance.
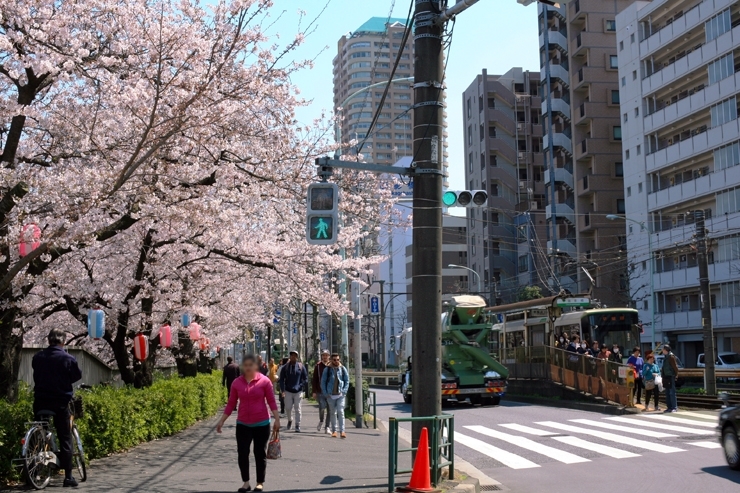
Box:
[698,352,740,369]
[718,392,740,470]
[655,353,685,388]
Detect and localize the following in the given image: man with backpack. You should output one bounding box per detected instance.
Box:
[321,353,350,439]
[311,350,332,434]
[661,345,679,413]
[279,350,308,432]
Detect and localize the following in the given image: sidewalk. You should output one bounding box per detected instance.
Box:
[69,403,389,493]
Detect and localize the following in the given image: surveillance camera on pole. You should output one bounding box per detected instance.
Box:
[442,190,488,208]
[306,183,339,245]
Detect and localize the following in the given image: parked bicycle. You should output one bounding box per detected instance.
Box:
[20,393,87,489]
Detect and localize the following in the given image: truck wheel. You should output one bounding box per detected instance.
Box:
[485,396,501,406]
[470,395,483,406]
[403,392,412,404]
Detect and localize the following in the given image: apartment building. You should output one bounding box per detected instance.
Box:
[617,0,740,361]
[462,68,547,304]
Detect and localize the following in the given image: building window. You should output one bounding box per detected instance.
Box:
[490,155,497,167]
[615,162,624,177]
[488,97,495,108]
[518,255,529,273]
[619,40,624,51]
[621,76,626,87]
[349,42,371,49]
[617,199,626,214]
[711,96,738,127]
[609,55,618,69]
[634,107,639,117]
[714,141,740,170]
[716,186,740,215]
[480,154,486,169]
[627,186,632,197]
[491,242,500,255]
[708,52,734,85]
[613,126,622,141]
[468,153,473,173]
[638,182,643,193]
[636,145,641,155]
[606,20,616,31]
[467,98,471,118]
[623,113,628,123]
[611,90,620,104]
[467,125,472,145]
[632,70,637,80]
[625,149,630,159]
[490,183,499,196]
[478,95,483,112]
[349,82,370,89]
[489,126,496,137]
[705,8,731,43]
[631,33,635,43]
[480,123,484,141]
[349,51,371,59]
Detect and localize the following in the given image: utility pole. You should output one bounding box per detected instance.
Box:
[353,280,364,428]
[379,280,387,371]
[412,0,444,444]
[694,210,716,395]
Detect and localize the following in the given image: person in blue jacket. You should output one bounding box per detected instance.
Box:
[642,352,660,411]
[320,353,350,438]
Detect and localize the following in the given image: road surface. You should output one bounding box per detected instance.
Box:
[374,388,740,493]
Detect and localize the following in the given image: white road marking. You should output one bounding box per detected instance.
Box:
[550,435,641,459]
[535,421,685,454]
[465,425,589,464]
[499,423,558,436]
[639,414,717,428]
[688,441,722,449]
[676,411,719,421]
[605,416,715,435]
[569,418,677,438]
[455,432,540,470]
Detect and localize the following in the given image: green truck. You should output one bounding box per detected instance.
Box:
[397,295,509,405]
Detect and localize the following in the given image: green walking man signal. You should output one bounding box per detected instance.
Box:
[306,183,339,245]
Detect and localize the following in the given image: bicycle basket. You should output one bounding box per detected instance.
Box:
[72,396,84,419]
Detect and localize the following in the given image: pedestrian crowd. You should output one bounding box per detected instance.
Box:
[217,349,351,492]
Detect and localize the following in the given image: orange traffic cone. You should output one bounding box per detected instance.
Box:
[397,427,441,493]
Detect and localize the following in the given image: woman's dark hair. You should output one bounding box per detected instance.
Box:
[242,354,257,365]
[47,328,66,346]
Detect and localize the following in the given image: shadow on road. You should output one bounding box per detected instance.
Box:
[700,466,740,484]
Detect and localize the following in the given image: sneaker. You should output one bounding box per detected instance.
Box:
[340,432,347,439]
[295,427,301,433]
[331,432,337,438]
[63,477,79,488]
[317,422,322,432]
[287,421,292,430]
[325,428,332,435]
[669,409,678,413]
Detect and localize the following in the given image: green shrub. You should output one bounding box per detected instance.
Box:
[346,375,369,416]
[0,372,226,485]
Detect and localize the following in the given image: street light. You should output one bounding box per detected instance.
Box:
[606,214,657,351]
[448,264,482,294]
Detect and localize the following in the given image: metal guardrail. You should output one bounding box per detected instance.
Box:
[366,390,377,429]
[388,415,454,493]
[678,368,740,379]
[362,370,399,387]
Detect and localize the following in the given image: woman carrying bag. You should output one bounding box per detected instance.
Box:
[216,354,280,493]
[642,353,661,412]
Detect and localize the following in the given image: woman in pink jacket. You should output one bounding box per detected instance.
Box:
[217,354,280,492]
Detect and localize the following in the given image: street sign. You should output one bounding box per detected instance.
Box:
[556,297,591,307]
[370,296,380,314]
[292,323,297,334]
[320,332,326,342]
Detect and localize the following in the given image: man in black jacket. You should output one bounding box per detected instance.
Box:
[279,350,308,432]
[222,356,241,397]
[32,329,83,488]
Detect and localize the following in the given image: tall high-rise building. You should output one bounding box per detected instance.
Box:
[539,0,632,305]
[617,0,740,359]
[462,68,547,303]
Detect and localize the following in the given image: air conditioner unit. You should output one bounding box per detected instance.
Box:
[530,201,539,210]
[517,123,524,131]
[518,152,526,160]
[519,180,527,189]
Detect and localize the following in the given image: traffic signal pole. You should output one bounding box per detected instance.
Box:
[411,0,445,446]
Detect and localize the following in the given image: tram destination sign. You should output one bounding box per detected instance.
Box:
[555,297,590,308]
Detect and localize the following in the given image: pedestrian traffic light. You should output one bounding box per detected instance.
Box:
[442,190,487,208]
[306,183,339,245]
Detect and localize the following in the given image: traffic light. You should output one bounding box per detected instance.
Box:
[442,190,488,208]
[306,183,339,245]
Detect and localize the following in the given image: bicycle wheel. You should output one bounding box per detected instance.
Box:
[22,426,52,490]
[71,426,87,482]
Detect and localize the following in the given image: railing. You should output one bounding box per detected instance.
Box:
[362,370,399,388]
[388,415,454,493]
[366,390,378,429]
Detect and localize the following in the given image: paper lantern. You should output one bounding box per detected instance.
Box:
[181,313,191,327]
[133,333,149,361]
[87,309,105,339]
[188,322,201,341]
[159,325,172,348]
[198,336,208,351]
[19,224,41,257]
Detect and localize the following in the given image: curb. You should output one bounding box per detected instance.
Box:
[439,475,480,493]
[506,394,640,415]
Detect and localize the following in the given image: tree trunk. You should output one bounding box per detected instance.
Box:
[173,330,197,377]
[0,307,22,401]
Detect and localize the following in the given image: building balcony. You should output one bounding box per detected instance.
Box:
[489,137,518,164]
[540,28,568,53]
[545,202,575,224]
[654,306,740,333]
[572,31,600,58]
[547,238,577,258]
[542,132,573,154]
[577,174,613,197]
[652,262,740,291]
[574,101,600,126]
[544,166,574,188]
[542,97,571,120]
[648,164,740,211]
[546,63,570,87]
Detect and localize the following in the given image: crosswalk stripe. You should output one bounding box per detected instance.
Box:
[465,425,590,464]
[605,416,715,435]
[550,436,641,459]
[499,423,558,436]
[677,411,719,421]
[639,414,717,428]
[689,441,722,449]
[569,419,677,438]
[535,421,685,453]
[455,432,540,469]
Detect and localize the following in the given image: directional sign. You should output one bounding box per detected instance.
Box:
[320,332,326,342]
[292,323,297,334]
[370,296,380,314]
[556,297,591,308]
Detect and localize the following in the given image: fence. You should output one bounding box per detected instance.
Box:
[388,415,454,493]
[494,345,633,406]
[362,370,399,388]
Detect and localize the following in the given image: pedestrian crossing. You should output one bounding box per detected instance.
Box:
[454,411,720,471]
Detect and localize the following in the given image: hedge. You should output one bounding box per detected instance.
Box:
[1,372,226,484]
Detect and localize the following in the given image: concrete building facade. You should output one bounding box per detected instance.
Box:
[617,0,740,361]
[462,68,548,304]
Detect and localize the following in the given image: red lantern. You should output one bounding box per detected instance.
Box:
[159,325,172,348]
[189,322,201,341]
[134,333,149,361]
[19,224,41,257]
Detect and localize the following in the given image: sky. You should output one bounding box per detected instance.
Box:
[264,0,541,191]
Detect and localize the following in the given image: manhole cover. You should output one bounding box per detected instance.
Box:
[481,486,503,491]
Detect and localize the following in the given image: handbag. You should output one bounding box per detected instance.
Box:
[266,429,281,460]
[654,373,663,392]
[645,379,656,390]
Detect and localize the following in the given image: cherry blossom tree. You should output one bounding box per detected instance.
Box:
[0,0,394,398]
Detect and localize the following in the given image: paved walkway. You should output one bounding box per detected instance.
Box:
[33,404,389,493]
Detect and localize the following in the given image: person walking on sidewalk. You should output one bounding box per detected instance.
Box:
[661,345,679,413]
[276,357,288,416]
[223,356,241,398]
[216,354,280,493]
[312,350,332,434]
[321,353,350,439]
[642,353,661,411]
[279,350,308,432]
